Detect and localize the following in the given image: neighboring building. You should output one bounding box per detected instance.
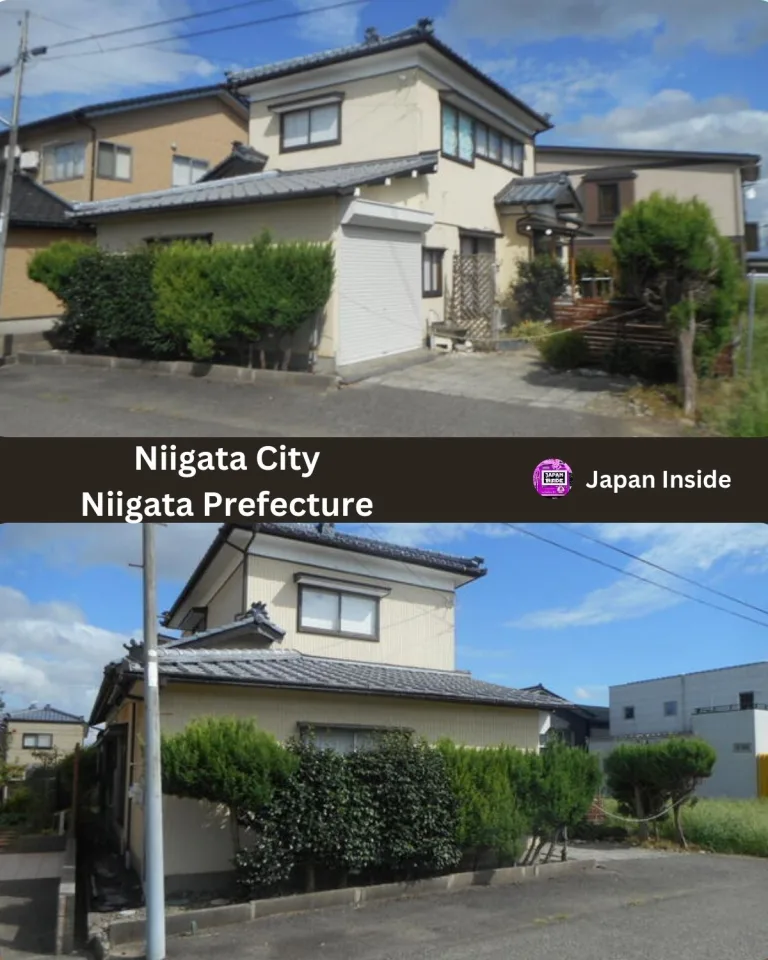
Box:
[521,686,609,748]
[536,144,761,259]
[1,704,87,779]
[90,522,568,894]
[0,163,94,320]
[597,662,768,799]
[69,20,589,373]
[0,84,249,204]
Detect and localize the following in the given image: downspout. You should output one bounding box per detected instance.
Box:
[75,112,98,201]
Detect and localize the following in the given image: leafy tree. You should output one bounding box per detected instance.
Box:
[161,717,296,856]
[511,255,567,320]
[604,737,715,846]
[612,193,739,416]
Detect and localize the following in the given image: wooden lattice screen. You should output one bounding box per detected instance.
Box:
[449,253,496,339]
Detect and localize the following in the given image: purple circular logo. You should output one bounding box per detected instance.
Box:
[533,459,572,498]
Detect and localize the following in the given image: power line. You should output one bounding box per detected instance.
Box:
[503,524,768,630]
[42,0,368,63]
[556,523,768,619]
[41,0,282,51]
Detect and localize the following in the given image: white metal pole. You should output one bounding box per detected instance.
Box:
[142,523,166,960]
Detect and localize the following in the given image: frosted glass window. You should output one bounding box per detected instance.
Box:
[309,104,339,143]
[340,594,376,636]
[298,585,379,639]
[300,588,338,631]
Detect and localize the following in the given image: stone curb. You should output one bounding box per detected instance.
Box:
[13,351,337,389]
[56,836,77,955]
[106,858,597,949]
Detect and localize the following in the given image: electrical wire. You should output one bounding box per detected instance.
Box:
[503,524,768,630]
[42,1,368,63]
[555,523,768,619]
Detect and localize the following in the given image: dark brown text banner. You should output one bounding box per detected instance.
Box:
[0,439,763,523]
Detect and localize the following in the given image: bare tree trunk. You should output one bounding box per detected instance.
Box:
[281,346,293,372]
[677,296,697,417]
[248,343,255,369]
[635,787,649,841]
[560,826,568,862]
[672,803,687,849]
[259,348,267,370]
[229,809,241,856]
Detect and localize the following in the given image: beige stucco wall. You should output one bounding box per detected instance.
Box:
[4,720,85,769]
[94,197,339,360]
[1,228,94,320]
[537,153,745,238]
[19,96,248,204]
[152,682,539,879]
[207,566,244,627]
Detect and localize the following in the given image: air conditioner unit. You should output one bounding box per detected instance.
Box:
[20,150,40,172]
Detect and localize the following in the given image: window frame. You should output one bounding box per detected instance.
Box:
[298,722,409,754]
[663,700,678,717]
[96,141,133,182]
[597,182,621,220]
[422,247,444,298]
[739,691,755,710]
[41,140,87,183]
[441,103,475,167]
[22,733,53,750]
[623,705,635,720]
[144,233,213,247]
[279,102,341,153]
[171,154,210,187]
[297,584,380,641]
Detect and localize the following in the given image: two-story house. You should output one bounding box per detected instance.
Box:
[0,83,248,320]
[90,522,566,894]
[0,704,87,797]
[595,662,768,800]
[69,20,588,374]
[535,144,761,263]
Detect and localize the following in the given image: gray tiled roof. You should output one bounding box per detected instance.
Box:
[161,602,286,649]
[495,172,575,206]
[226,22,551,131]
[122,649,570,710]
[70,152,439,220]
[0,164,88,230]
[4,704,84,724]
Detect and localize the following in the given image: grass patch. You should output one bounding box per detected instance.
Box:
[656,799,768,857]
[502,320,551,342]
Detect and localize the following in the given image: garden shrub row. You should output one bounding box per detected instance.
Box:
[160,720,601,899]
[28,234,335,367]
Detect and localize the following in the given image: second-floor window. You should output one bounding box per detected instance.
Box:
[739,691,755,710]
[298,584,379,640]
[623,706,635,720]
[663,700,678,717]
[281,103,340,152]
[442,104,524,172]
[22,733,53,749]
[42,141,86,182]
[597,182,620,220]
[97,142,132,181]
[172,155,209,187]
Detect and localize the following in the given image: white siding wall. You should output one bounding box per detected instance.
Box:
[691,710,758,799]
[610,663,768,737]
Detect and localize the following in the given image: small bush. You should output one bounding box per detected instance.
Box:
[508,320,549,342]
[27,241,96,300]
[511,256,567,321]
[537,329,590,370]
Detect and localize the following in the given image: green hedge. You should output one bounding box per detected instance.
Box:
[28,233,335,366]
[232,732,599,898]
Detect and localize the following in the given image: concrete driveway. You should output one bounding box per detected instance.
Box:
[358,349,636,415]
[0,840,64,959]
[112,850,768,960]
[0,361,669,438]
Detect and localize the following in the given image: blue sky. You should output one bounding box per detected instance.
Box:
[1,523,767,719]
[0,0,767,231]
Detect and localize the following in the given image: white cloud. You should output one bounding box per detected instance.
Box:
[510,524,768,630]
[1,523,216,583]
[292,0,367,46]
[0,585,130,718]
[441,0,768,53]
[0,0,218,105]
[574,685,608,703]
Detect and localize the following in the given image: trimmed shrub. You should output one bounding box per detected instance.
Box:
[27,241,96,301]
[511,255,567,321]
[537,329,590,370]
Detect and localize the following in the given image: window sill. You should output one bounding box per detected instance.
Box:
[298,626,379,643]
[42,176,85,184]
[441,151,475,169]
[280,137,341,155]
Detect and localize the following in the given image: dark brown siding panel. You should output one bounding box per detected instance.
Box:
[619,177,635,213]
[581,182,599,225]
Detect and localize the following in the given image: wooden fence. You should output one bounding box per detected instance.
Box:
[449,253,496,339]
[553,298,676,363]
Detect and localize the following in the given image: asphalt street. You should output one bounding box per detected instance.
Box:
[112,851,768,960]
[0,364,657,437]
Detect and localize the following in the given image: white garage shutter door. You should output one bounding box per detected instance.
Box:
[338,225,424,366]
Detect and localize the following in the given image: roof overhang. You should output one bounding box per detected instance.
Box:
[516,212,594,238]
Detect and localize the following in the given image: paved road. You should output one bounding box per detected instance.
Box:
[0,364,660,437]
[113,852,768,960]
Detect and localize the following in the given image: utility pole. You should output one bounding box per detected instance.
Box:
[0,12,46,313]
[142,523,166,960]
